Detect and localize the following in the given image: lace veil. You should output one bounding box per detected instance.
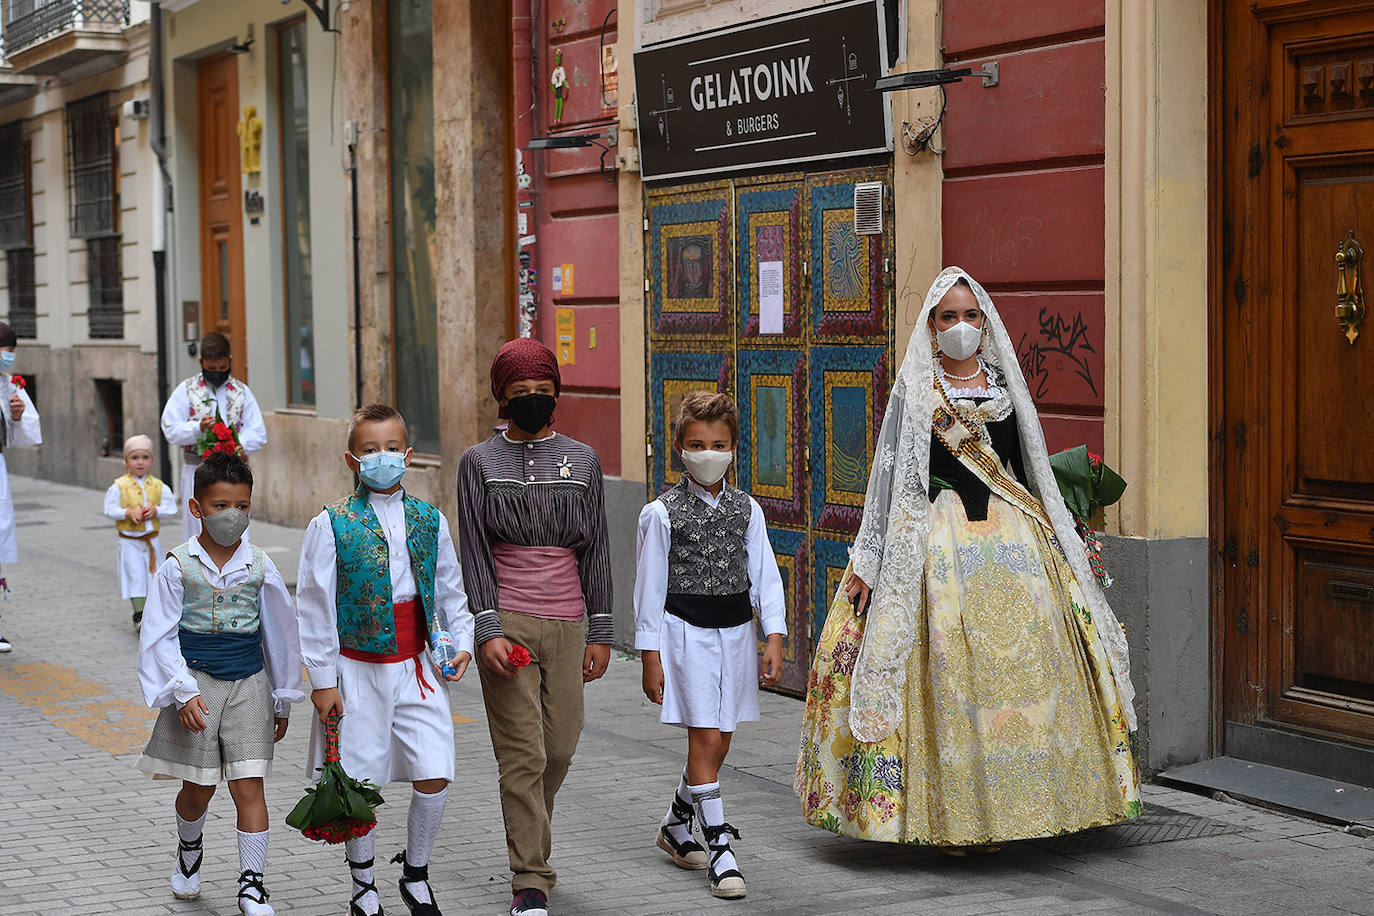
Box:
[847,267,1137,742]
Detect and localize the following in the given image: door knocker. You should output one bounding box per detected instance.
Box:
[1335,229,1365,345]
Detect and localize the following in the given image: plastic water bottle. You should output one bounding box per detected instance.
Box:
[430,630,459,677]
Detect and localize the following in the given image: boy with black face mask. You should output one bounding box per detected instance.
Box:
[136,452,303,915]
[160,332,268,542]
[457,338,613,916]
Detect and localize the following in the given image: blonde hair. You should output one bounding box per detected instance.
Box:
[673,391,739,446]
[347,403,409,452]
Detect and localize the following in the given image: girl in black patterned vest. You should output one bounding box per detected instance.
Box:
[633,392,788,900]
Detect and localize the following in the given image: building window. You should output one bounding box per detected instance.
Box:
[94,377,123,455]
[388,0,438,454]
[0,120,34,338]
[87,235,123,339]
[279,18,315,407]
[67,91,123,339]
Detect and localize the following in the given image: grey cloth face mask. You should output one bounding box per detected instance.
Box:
[201,507,249,546]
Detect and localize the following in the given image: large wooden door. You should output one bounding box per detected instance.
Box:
[645,166,894,694]
[197,54,246,378]
[1217,1,1374,749]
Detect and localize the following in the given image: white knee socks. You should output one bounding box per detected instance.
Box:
[237,829,268,876]
[690,782,739,875]
[236,829,272,913]
[175,810,205,874]
[661,769,695,845]
[345,830,379,915]
[403,786,447,904]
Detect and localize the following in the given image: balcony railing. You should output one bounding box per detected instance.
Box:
[2,0,129,57]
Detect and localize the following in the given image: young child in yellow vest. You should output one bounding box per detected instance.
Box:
[296,403,473,916]
[104,434,177,631]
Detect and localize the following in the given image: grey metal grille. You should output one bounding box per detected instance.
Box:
[65,91,115,240]
[86,234,121,339]
[6,247,35,338]
[0,121,28,249]
[1030,804,1247,854]
[2,0,129,54]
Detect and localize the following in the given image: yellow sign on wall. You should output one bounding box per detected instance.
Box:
[555,308,575,365]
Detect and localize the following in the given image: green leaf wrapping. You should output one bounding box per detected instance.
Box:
[1049,445,1093,520]
[285,792,317,830]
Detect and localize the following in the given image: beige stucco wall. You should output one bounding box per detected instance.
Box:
[1104,0,1208,541]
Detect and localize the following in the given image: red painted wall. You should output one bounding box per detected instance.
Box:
[513,0,622,473]
[941,2,1107,455]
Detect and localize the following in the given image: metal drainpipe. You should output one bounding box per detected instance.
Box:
[149,3,173,484]
[348,136,362,410]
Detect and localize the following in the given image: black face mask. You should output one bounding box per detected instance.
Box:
[202,368,230,388]
[506,393,556,435]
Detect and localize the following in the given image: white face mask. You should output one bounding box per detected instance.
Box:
[936,319,983,361]
[679,448,734,487]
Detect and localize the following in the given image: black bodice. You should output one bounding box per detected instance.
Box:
[927,399,1027,521]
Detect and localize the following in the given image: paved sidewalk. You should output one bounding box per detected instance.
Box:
[0,473,1371,915]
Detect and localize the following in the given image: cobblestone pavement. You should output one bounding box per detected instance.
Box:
[1,473,1372,915]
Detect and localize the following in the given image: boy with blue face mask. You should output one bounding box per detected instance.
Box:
[295,403,473,916]
[136,452,303,915]
[0,321,41,653]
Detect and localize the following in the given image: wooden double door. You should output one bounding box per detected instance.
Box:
[1216,1,1374,752]
[197,53,246,378]
[644,166,895,694]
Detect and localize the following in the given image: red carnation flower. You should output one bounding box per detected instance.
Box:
[212,422,233,440]
[10,375,23,389]
[507,644,532,669]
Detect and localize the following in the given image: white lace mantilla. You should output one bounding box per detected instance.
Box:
[847,267,1138,741]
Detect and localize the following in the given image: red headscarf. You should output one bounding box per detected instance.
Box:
[490,338,561,418]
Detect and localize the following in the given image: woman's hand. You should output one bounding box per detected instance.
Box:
[641,650,664,704]
[844,572,872,615]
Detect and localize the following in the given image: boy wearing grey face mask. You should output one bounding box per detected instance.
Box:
[135,452,304,915]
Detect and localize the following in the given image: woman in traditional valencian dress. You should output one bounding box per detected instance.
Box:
[796,267,1140,851]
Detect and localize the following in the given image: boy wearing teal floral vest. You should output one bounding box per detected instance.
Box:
[296,404,474,916]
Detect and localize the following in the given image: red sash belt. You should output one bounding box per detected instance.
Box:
[340,599,435,698]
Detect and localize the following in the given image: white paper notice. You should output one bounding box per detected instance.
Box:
[759,261,784,334]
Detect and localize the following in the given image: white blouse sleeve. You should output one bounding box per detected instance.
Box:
[295,511,341,689]
[633,501,671,652]
[434,514,474,658]
[103,483,126,522]
[136,558,200,709]
[158,482,178,519]
[235,387,269,454]
[160,381,200,447]
[7,384,40,447]
[747,498,787,638]
[258,555,305,717]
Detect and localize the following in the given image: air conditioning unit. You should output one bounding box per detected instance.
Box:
[123,98,150,120]
[853,181,883,235]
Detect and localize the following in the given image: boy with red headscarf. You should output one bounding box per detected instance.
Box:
[457,338,613,916]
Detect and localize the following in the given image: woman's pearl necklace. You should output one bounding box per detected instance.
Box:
[940,358,985,382]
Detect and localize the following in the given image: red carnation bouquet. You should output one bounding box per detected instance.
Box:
[196,414,244,460]
[10,374,24,389]
[286,713,384,843]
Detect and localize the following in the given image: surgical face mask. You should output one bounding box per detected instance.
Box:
[936,319,983,361]
[0,351,15,373]
[202,367,230,388]
[680,448,734,487]
[506,393,557,435]
[352,450,408,490]
[199,506,249,547]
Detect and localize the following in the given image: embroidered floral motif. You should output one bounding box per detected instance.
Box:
[994,541,1030,574]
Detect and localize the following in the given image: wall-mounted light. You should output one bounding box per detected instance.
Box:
[228,23,255,54]
[873,63,998,92]
[525,127,620,181]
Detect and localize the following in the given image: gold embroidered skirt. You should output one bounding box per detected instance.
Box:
[796,492,1141,845]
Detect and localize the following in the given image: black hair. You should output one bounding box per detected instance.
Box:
[200,332,231,362]
[0,322,16,349]
[193,451,254,501]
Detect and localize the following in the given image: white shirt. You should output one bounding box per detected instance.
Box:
[136,537,304,716]
[2,377,40,447]
[296,489,474,690]
[159,377,268,453]
[103,475,178,535]
[633,479,788,652]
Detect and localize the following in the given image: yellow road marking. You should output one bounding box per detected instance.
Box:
[0,663,156,754]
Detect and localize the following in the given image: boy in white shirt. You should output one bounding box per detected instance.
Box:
[0,321,41,653]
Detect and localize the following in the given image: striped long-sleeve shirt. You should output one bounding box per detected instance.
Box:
[457,430,614,646]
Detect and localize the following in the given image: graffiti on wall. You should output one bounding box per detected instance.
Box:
[1016,307,1098,401]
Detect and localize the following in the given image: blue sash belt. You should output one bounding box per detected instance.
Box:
[179,629,264,681]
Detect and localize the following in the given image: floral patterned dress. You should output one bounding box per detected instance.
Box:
[795,466,1141,845]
